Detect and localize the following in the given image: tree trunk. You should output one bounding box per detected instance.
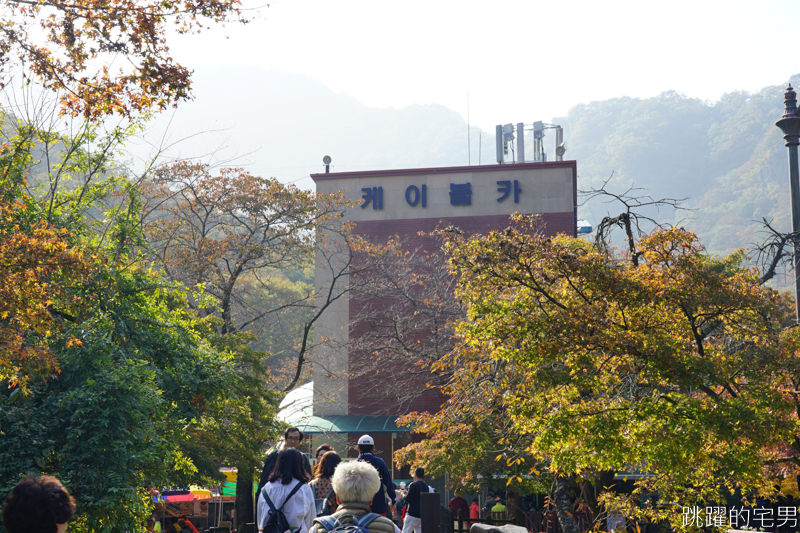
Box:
[554,477,579,533]
[507,490,524,526]
[583,470,615,528]
[235,465,255,531]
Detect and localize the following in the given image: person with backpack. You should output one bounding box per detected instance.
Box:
[258,448,316,533]
[259,428,314,496]
[313,460,400,533]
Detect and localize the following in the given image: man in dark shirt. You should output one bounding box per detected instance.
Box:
[401,468,429,533]
[356,434,397,517]
[257,427,313,494]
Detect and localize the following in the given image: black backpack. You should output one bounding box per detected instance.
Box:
[314,513,381,533]
[315,488,336,517]
[262,482,304,533]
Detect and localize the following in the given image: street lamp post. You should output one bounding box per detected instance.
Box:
[776,84,800,323]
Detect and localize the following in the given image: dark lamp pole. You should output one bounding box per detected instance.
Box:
[776,84,800,323]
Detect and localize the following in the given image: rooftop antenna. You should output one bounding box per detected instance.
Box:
[323,155,331,173]
[467,92,471,166]
[555,126,566,161]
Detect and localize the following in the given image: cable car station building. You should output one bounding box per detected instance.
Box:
[287,156,577,487]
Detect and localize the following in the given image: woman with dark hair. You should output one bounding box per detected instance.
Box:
[310,451,341,515]
[2,475,76,533]
[258,448,315,533]
[312,444,334,478]
[314,444,334,462]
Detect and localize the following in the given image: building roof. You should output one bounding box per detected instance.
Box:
[310,161,577,181]
[295,415,408,434]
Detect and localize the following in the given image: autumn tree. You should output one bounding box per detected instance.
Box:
[0,0,246,119]
[141,161,385,527]
[396,212,800,533]
[0,119,239,533]
[0,137,91,390]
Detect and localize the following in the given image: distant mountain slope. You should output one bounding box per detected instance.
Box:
[138,65,799,268]
[135,65,488,188]
[563,74,800,261]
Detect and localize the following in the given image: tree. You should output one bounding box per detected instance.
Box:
[0,0,245,119]
[0,112,241,533]
[141,161,379,527]
[0,152,89,389]
[142,161,352,389]
[398,213,798,533]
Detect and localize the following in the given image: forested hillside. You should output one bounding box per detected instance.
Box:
[564,74,800,264]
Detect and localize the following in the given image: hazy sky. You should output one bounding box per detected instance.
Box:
[169,0,800,132]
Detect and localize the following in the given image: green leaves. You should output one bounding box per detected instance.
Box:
[0,117,241,533]
[400,214,797,529]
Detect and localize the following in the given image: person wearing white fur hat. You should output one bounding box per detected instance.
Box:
[313,461,400,533]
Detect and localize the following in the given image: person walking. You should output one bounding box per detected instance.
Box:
[166,517,180,533]
[356,435,396,517]
[401,468,429,533]
[448,490,469,522]
[314,444,334,463]
[469,498,480,528]
[313,460,400,533]
[259,427,313,495]
[258,448,316,533]
[177,514,199,533]
[310,450,342,515]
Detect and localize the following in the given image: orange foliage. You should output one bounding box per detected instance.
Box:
[0,0,244,119]
[0,197,89,389]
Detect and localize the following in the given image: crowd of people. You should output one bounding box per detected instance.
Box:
[0,427,435,533]
[255,427,439,533]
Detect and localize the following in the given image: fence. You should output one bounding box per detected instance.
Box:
[443,507,519,533]
[442,508,595,533]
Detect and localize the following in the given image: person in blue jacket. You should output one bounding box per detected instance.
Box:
[356,434,397,517]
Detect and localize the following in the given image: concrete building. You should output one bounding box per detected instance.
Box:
[287,161,577,486]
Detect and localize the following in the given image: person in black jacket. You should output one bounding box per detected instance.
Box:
[401,468,428,533]
[356,434,397,517]
[257,426,313,524]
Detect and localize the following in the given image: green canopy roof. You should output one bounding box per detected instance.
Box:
[295,415,409,434]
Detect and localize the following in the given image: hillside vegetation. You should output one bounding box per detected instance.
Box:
[564,74,800,263]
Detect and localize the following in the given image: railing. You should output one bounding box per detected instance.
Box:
[445,508,519,533]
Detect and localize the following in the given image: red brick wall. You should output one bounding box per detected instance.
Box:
[347,211,574,416]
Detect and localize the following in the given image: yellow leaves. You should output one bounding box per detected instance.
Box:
[0,196,95,388]
[65,336,84,348]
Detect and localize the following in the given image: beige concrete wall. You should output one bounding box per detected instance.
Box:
[314,165,574,221]
[312,230,350,416]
